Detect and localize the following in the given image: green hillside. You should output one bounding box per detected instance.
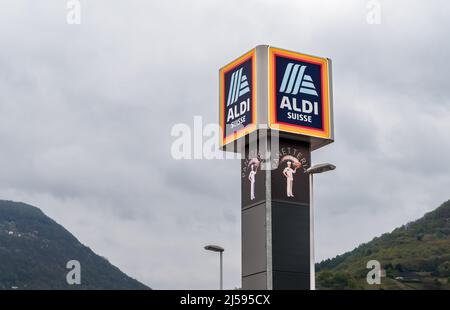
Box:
[316,199,450,290]
[0,200,150,290]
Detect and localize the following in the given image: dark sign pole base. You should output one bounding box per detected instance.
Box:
[241,137,311,290]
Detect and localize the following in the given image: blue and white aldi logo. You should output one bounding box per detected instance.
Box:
[220,49,256,146]
[227,67,250,108]
[269,48,331,139]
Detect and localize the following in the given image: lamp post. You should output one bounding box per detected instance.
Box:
[307,163,336,290]
[204,244,225,290]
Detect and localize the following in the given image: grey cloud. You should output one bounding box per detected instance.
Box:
[0,0,449,288]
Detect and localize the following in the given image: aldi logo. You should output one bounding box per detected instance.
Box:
[227,67,250,106]
[269,47,332,139]
[220,49,256,146]
[279,63,319,97]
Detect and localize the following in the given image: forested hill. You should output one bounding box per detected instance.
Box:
[316,199,450,290]
[0,200,150,290]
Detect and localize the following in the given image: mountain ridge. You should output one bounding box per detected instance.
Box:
[0,199,150,290]
[316,199,450,289]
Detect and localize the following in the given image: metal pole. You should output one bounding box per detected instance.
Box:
[220,251,223,290]
[310,173,316,290]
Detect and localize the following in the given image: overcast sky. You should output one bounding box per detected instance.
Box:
[1,0,449,289]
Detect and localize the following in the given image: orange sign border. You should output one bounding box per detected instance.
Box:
[269,47,331,139]
[219,49,257,147]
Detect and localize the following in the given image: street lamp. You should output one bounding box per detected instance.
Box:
[307,163,336,290]
[204,244,225,290]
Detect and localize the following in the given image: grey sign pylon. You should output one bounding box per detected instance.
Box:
[241,135,312,289]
